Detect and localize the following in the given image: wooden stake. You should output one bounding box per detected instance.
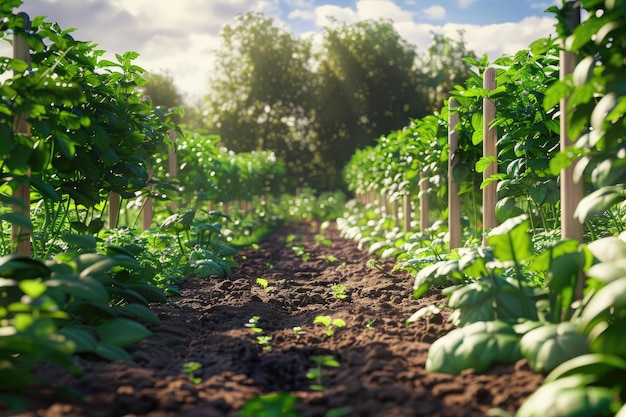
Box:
[560,1,583,243]
[560,1,584,301]
[403,194,411,232]
[168,130,178,211]
[12,13,32,255]
[419,173,430,232]
[448,99,461,249]
[108,192,120,228]
[483,67,498,244]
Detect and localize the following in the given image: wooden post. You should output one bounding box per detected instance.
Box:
[142,168,153,231]
[483,67,498,244]
[560,1,584,299]
[168,130,178,211]
[403,194,411,232]
[560,1,583,243]
[12,13,32,255]
[108,193,120,228]
[448,99,461,249]
[419,173,430,232]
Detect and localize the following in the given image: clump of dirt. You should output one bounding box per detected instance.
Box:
[6,222,544,417]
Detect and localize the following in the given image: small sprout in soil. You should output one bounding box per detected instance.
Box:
[182,361,202,384]
[245,316,263,333]
[285,234,296,244]
[250,243,260,250]
[315,234,333,246]
[307,355,340,391]
[314,315,346,336]
[365,319,376,331]
[256,335,272,350]
[293,326,306,339]
[265,261,274,269]
[255,277,275,293]
[330,284,348,300]
[292,245,310,262]
[320,254,340,263]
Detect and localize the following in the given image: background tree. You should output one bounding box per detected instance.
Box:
[203,13,476,192]
[314,20,428,188]
[205,12,317,191]
[418,31,478,113]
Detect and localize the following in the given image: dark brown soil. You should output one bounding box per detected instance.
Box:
[6,222,544,417]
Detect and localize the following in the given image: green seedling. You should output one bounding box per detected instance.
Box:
[182,361,202,384]
[293,326,306,339]
[365,319,376,331]
[255,277,275,293]
[292,245,310,261]
[314,315,346,336]
[315,234,333,246]
[285,234,296,244]
[330,284,348,300]
[245,316,263,333]
[256,335,273,350]
[320,254,340,263]
[306,355,340,391]
[246,316,272,350]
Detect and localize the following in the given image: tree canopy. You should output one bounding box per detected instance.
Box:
[204,12,475,192]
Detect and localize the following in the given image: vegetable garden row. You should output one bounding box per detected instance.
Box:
[1,0,626,415]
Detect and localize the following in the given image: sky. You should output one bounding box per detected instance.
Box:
[10,0,560,104]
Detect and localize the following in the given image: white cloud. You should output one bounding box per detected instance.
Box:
[422,5,446,20]
[315,4,358,27]
[3,0,559,104]
[356,0,413,22]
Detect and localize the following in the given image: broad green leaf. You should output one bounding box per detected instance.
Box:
[586,259,626,284]
[45,277,109,303]
[520,322,589,373]
[96,318,152,346]
[587,320,626,356]
[119,303,160,325]
[18,279,47,298]
[446,280,497,326]
[93,341,132,361]
[586,236,626,263]
[57,327,97,352]
[545,353,626,384]
[574,187,626,223]
[0,255,50,279]
[426,320,521,374]
[486,215,533,262]
[580,278,626,333]
[517,375,619,417]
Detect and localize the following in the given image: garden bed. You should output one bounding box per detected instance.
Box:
[12,222,544,417]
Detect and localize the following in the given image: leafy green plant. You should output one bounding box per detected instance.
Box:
[330,284,348,300]
[292,326,306,339]
[237,392,301,417]
[313,315,346,337]
[256,277,275,293]
[291,245,310,262]
[306,355,340,391]
[245,316,263,334]
[245,316,272,350]
[182,361,202,384]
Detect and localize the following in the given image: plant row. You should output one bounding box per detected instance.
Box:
[339,1,626,416]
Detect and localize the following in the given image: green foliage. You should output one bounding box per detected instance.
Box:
[425,320,522,374]
[237,392,301,417]
[520,322,589,373]
[545,0,626,225]
[313,315,346,337]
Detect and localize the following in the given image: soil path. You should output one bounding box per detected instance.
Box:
[9,222,544,417]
